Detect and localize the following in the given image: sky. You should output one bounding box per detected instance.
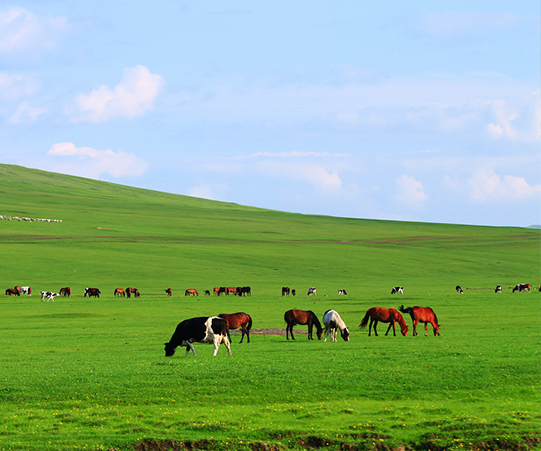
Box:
[0,1,540,227]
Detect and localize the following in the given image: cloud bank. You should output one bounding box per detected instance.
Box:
[47,142,149,178]
[72,65,165,122]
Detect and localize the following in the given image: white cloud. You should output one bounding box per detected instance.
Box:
[0,8,70,55]
[187,183,228,201]
[47,142,149,178]
[395,175,428,207]
[469,169,541,203]
[9,101,47,123]
[0,72,41,101]
[72,65,165,122]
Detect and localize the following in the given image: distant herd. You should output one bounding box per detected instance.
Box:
[4,282,537,357]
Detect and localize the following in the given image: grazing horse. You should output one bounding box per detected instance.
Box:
[218,312,253,343]
[204,290,211,296]
[307,287,317,296]
[391,286,403,294]
[495,285,502,293]
[5,288,20,296]
[338,289,347,295]
[20,286,32,295]
[282,287,290,296]
[226,287,237,296]
[114,288,125,297]
[59,287,71,297]
[165,288,172,297]
[456,285,464,294]
[359,307,408,337]
[399,305,440,336]
[323,309,350,342]
[185,289,199,296]
[126,287,140,298]
[284,309,323,340]
[513,283,531,293]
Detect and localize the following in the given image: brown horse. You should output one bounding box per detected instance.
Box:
[218,312,253,343]
[165,288,172,297]
[5,287,20,296]
[359,307,408,337]
[125,287,140,298]
[399,305,440,336]
[185,289,199,296]
[114,288,125,297]
[59,287,71,297]
[284,309,323,340]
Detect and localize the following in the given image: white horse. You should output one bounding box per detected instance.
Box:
[323,309,350,342]
[20,286,31,295]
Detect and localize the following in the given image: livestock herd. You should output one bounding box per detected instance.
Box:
[4,281,537,357]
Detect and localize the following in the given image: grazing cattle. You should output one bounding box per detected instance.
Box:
[284,309,323,340]
[59,287,71,297]
[282,287,290,296]
[185,289,199,296]
[114,288,125,297]
[125,287,140,298]
[359,307,408,337]
[20,286,32,295]
[323,309,350,342]
[495,285,502,293]
[5,288,20,296]
[307,287,317,296]
[40,291,60,302]
[399,305,440,336]
[455,285,464,294]
[513,283,531,293]
[164,316,231,357]
[338,289,347,295]
[165,288,172,297]
[84,287,101,298]
[391,286,404,294]
[218,312,253,343]
[204,290,211,296]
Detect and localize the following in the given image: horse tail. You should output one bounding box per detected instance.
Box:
[398,305,412,315]
[246,314,253,331]
[359,311,370,329]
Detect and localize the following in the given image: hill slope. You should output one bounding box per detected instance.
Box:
[0,163,538,295]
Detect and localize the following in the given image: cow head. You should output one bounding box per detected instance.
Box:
[164,342,176,357]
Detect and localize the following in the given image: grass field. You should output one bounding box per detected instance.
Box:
[0,164,539,451]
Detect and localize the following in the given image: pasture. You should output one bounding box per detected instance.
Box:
[0,164,539,450]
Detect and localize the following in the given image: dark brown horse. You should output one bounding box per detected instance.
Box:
[5,287,20,296]
[114,288,125,297]
[284,309,323,340]
[165,288,172,297]
[359,307,408,337]
[59,287,71,297]
[218,312,253,343]
[126,287,140,298]
[399,305,440,336]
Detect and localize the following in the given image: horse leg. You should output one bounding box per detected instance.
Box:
[385,320,395,336]
[424,322,428,337]
[308,322,313,340]
[239,326,246,344]
[413,320,419,337]
[371,319,377,336]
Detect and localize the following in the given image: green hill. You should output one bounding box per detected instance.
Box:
[0,164,539,451]
[1,164,537,296]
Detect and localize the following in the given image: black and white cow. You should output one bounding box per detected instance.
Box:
[456,286,464,294]
[391,286,404,294]
[164,316,232,357]
[338,289,347,295]
[40,291,60,302]
[495,285,502,293]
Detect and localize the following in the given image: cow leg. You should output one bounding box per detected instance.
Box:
[185,342,196,357]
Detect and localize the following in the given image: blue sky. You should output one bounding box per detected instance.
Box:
[1,1,539,227]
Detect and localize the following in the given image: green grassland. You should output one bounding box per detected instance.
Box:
[0,164,539,451]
